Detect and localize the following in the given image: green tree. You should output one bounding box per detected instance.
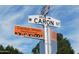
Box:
[32,43,40,54]
[5,45,14,54]
[57,33,74,54]
[0,45,5,54]
[0,45,4,50]
[0,45,23,54]
[5,45,23,54]
[14,48,22,54]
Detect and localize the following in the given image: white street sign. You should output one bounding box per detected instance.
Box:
[28,15,61,27]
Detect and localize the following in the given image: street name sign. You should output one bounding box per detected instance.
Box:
[28,15,61,27]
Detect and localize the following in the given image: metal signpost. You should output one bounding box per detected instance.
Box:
[28,5,61,54]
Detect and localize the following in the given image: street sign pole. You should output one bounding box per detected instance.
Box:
[44,24,49,54]
[44,23,52,54]
[48,27,51,54]
[41,5,52,54]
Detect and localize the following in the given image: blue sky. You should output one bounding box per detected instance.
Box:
[0,5,79,53]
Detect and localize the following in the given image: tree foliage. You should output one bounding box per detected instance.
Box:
[32,43,40,54]
[0,45,23,54]
[57,33,74,54]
